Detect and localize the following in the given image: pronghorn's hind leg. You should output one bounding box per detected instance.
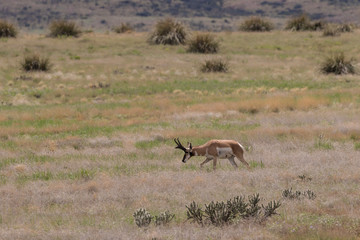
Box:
[227,156,238,169]
[235,152,250,169]
[200,158,212,168]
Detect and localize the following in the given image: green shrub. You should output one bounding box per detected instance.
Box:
[282,188,302,200]
[187,33,219,54]
[186,201,204,225]
[0,19,17,38]
[113,23,133,34]
[298,174,312,182]
[148,18,187,45]
[49,20,81,37]
[186,194,281,226]
[303,190,317,200]
[201,58,229,73]
[323,24,340,37]
[321,53,355,75]
[21,54,52,72]
[154,211,175,226]
[285,14,313,31]
[282,188,317,200]
[239,16,274,32]
[133,208,152,228]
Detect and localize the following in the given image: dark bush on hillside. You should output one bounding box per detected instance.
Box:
[187,33,219,54]
[239,16,274,32]
[321,52,355,75]
[21,54,52,72]
[201,58,229,73]
[113,23,133,34]
[0,20,17,38]
[148,18,187,45]
[285,14,313,31]
[49,20,81,37]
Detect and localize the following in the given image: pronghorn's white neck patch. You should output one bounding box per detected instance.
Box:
[194,151,198,156]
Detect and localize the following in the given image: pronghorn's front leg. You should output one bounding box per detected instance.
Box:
[213,157,218,170]
[200,158,212,168]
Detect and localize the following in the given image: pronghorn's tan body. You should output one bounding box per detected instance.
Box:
[174,139,250,170]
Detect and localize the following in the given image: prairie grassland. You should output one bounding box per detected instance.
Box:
[1,31,360,239]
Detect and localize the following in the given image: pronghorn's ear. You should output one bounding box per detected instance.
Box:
[189,143,192,149]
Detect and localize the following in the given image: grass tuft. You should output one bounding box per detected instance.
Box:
[320,52,355,75]
[285,14,313,31]
[112,23,133,34]
[148,18,187,45]
[0,19,17,38]
[187,33,219,54]
[21,53,52,72]
[323,24,340,37]
[49,20,81,38]
[239,16,274,32]
[200,58,229,73]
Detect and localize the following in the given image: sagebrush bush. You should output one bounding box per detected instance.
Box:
[337,23,355,33]
[133,208,152,228]
[21,54,52,72]
[239,16,274,32]
[312,20,327,31]
[186,194,281,226]
[201,58,229,73]
[0,20,17,38]
[148,18,187,45]
[187,33,219,54]
[321,53,355,75]
[113,23,133,34]
[49,20,81,37]
[323,24,340,37]
[285,14,313,31]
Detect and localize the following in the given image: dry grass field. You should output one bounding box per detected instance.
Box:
[1,30,360,239]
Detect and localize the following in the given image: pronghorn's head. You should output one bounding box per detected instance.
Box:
[174,138,193,163]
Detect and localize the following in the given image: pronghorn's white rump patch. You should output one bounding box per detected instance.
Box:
[238,143,245,151]
[216,147,233,158]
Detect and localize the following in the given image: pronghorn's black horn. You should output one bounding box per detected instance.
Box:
[174,138,186,151]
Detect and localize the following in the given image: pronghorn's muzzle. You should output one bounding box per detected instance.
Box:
[182,154,187,163]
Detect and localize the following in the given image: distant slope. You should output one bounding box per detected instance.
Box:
[1,0,360,31]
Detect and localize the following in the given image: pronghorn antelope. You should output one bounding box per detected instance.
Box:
[174,138,250,170]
